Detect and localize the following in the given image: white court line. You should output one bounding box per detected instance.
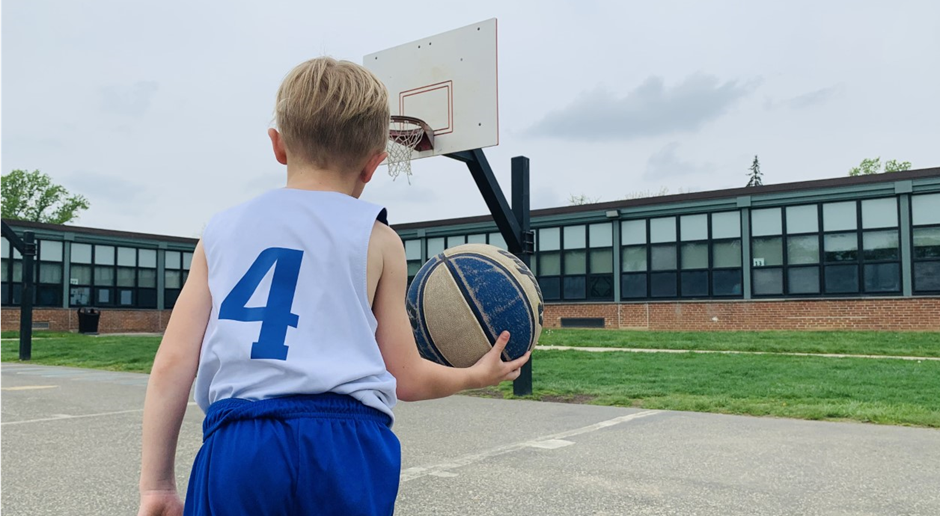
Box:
[400,410,660,482]
[2,402,199,426]
[1,408,145,426]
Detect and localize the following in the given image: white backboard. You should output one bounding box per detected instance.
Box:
[365,18,499,159]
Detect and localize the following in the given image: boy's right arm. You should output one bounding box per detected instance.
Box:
[138,241,212,515]
[372,225,530,402]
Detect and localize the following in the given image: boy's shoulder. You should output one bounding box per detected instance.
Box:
[371,218,402,253]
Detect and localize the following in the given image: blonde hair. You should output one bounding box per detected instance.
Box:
[274,57,389,172]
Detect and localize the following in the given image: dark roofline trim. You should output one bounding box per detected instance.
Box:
[3,167,936,241]
[1,219,199,245]
[391,167,940,231]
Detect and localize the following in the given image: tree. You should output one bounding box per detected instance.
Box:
[568,193,600,206]
[624,186,695,200]
[1,169,90,224]
[848,157,912,177]
[746,155,763,187]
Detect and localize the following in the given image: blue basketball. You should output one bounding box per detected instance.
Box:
[407,244,544,367]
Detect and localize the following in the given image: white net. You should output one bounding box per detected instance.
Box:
[387,119,425,184]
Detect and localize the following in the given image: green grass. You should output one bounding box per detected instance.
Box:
[472,350,940,427]
[4,331,940,427]
[1,332,161,372]
[538,329,940,357]
[2,330,76,339]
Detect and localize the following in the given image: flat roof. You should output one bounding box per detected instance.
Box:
[391,166,940,230]
[1,218,199,245]
[3,167,937,240]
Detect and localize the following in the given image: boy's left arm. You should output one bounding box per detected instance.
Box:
[138,241,212,515]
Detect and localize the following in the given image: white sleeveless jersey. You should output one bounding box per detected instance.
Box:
[194,189,397,420]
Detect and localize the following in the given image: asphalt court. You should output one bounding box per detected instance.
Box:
[3,362,939,515]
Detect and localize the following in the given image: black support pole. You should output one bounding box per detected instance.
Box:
[446,150,535,396]
[511,156,533,396]
[20,231,36,361]
[446,149,524,253]
[2,222,36,361]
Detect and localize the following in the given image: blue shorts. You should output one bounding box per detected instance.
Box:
[183,394,400,516]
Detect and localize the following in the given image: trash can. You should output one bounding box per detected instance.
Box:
[77,307,101,335]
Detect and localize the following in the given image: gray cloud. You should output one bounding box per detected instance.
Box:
[527,73,758,141]
[765,85,844,110]
[63,171,154,208]
[644,142,715,180]
[99,81,159,117]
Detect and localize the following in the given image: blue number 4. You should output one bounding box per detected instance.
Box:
[219,248,303,360]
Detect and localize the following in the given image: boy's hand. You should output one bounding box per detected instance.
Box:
[470,331,531,388]
[137,490,183,516]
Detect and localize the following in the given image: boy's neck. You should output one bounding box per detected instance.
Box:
[284,164,359,197]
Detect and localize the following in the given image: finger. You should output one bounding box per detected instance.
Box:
[505,350,531,370]
[505,368,521,381]
[491,331,511,354]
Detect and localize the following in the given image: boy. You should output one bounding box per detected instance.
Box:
[137,57,530,516]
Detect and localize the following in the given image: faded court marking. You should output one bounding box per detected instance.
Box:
[400,410,660,482]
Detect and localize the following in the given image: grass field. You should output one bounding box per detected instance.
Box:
[470,350,940,427]
[1,332,160,372]
[3,330,939,427]
[537,329,940,357]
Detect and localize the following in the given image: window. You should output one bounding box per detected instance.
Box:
[70,243,93,307]
[37,240,64,307]
[621,212,742,300]
[67,244,162,308]
[562,226,587,300]
[649,217,677,298]
[620,218,661,298]
[446,235,466,249]
[404,239,422,284]
[533,224,612,302]
[426,237,445,257]
[487,232,507,250]
[113,246,158,308]
[164,249,193,309]
[782,204,821,295]
[138,249,158,308]
[1,237,15,306]
[1,236,166,309]
[620,220,647,298]
[752,199,900,297]
[912,193,940,293]
[587,223,614,300]
[680,214,708,297]
[537,227,561,300]
[751,208,784,295]
[710,212,742,296]
[819,198,901,295]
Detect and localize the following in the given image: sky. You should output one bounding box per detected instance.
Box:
[3,0,939,238]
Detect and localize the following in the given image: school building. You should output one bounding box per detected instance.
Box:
[2,167,939,333]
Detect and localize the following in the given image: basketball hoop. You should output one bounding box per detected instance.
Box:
[387,115,434,183]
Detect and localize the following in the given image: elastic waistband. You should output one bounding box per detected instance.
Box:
[202,393,391,442]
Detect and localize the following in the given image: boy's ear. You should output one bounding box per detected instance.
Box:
[360,150,388,184]
[268,128,288,165]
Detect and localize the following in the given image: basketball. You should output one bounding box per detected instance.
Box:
[406,244,544,368]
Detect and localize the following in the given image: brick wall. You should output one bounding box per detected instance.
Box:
[545,297,940,332]
[2,308,173,333]
[4,298,939,333]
